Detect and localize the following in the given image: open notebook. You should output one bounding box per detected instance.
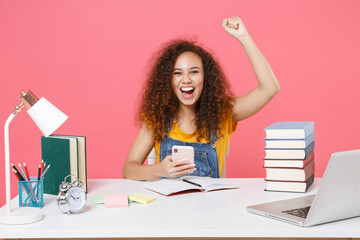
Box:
[144,177,239,196]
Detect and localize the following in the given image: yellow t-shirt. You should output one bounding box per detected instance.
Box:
[154,112,237,176]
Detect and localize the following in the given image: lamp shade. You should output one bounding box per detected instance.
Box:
[27,97,68,137]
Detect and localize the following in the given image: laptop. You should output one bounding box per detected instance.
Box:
[247,149,360,227]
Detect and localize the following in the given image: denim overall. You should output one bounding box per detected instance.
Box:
[159,135,220,178]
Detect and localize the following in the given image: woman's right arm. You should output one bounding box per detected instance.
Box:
[122,124,196,180]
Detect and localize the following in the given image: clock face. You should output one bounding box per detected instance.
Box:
[66,186,87,212]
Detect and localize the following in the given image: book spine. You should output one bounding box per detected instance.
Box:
[304,173,315,191]
[301,151,315,168]
[303,141,315,159]
[304,122,315,138]
[304,133,315,147]
[303,159,315,181]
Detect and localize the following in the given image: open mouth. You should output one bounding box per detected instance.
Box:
[180,87,195,96]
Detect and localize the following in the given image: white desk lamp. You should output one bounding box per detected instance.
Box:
[0,90,68,224]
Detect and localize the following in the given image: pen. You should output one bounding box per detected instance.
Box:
[183,179,202,188]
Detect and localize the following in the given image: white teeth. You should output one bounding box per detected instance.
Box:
[181,87,194,91]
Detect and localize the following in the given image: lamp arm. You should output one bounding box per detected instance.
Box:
[4,113,16,215]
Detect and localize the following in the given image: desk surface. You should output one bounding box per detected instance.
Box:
[1,178,360,239]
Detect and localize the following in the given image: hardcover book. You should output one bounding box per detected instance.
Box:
[41,136,78,195]
[264,142,314,159]
[264,122,314,139]
[53,135,87,193]
[264,152,315,168]
[41,135,87,195]
[265,159,315,181]
[265,174,314,193]
[265,133,315,149]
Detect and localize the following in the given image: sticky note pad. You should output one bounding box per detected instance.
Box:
[91,194,106,205]
[128,193,156,204]
[104,194,129,208]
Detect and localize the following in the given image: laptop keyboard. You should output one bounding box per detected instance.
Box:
[282,206,311,219]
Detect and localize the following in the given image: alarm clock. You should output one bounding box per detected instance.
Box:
[57,175,87,214]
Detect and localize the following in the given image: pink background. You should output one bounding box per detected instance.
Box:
[1,0,360,207]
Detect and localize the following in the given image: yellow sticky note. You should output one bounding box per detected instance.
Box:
[128,193,156,204]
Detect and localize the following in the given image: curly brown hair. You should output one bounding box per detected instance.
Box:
[137,39,233,142]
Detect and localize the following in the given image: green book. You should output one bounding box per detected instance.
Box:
[41,136,79,195]
[53,135,87,193]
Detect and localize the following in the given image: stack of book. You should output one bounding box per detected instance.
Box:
[263,122,315,193]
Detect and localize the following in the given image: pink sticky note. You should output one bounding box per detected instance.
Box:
[104,194,128,208]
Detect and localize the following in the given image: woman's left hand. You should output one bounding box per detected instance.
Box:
[222,16,249,42]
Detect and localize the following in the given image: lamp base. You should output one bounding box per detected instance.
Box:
[0,207,43,224]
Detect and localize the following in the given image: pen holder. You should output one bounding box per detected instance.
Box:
[18,177,44,208]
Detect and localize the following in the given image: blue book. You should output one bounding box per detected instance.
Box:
[264,122,314,139]
[265,133,315,149]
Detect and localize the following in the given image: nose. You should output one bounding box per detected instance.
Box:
[181,72,192,84]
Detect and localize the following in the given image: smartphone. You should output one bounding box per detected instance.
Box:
[172,145,194,164]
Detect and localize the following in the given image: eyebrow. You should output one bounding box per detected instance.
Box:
[173,67,201,71]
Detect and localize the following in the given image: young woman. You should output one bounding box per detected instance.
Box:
[122,16,280,180]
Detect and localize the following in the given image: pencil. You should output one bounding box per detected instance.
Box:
[18,163,28,181]
[14,169,36,203]
[12,169,21,181]
[40,164,51,179]
[37,164,41,180]
[40,159,44,175]
[182,178,202,188]
[12,169,25,181]
[23,162,30,180]
[19,163,37,201]
[11,163,24,180]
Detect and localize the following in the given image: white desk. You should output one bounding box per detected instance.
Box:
[1,178,360,239]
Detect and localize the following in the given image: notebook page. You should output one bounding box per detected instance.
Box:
[144,179,200,195]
